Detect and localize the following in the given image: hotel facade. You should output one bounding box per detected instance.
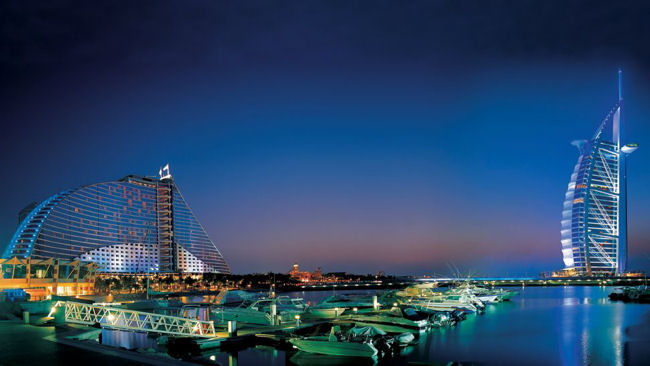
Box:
[561,71,638,276]
[2,166,230,274]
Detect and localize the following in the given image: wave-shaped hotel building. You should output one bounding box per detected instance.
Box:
[2,165,230,274]
[561,70,638,276]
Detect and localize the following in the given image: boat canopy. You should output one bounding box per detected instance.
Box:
[348,325,387,338]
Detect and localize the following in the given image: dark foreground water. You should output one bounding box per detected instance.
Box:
[101,286,650,365]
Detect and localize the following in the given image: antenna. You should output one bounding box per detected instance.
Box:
[618,68,623,102]
[613,69,623,149]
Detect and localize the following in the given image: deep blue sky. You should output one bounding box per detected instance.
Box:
[2,1,650,275]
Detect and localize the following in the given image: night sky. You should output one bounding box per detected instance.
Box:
[2,1,650,275]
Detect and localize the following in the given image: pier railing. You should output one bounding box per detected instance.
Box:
[53,301,216,338]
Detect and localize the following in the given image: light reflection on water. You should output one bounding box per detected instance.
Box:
[101,329,158,351]
[99,286,650,365]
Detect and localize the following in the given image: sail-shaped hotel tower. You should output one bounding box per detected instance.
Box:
[561,70,638,276]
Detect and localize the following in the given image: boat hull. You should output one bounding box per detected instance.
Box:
[476,295,500,304]
[289,338,378,357]
[307,308,346,318]
[411,302,477,313]
[350,321,416,334]
[345,314,428,333]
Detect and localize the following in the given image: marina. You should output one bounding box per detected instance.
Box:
[3,285,650,365]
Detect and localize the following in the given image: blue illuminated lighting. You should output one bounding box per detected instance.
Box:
[2,174,229,274]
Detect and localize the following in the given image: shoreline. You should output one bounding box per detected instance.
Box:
[88,277,650,300]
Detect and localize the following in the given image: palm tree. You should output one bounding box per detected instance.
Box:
[184,276,197,290]
[94,278,110,294]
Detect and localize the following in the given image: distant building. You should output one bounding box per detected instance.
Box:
[3,165,230,274]
[561,70,638,276]
[289,262,311,282]
[288,263,337,283]
[312,267,323,281]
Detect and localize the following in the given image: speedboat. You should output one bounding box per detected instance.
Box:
[449,282,518,303]
[290,336,378,357]
[289,324,408,358]
[344,306,429,333]
[448,285,499,304]
[213,296,304,325]
[395,282,439,298]
[609,285,650,302]
[303,294,379,319]
[407,294,482,313]
[392,284,484,312]
[493,288,519,301]
[311,294,377,313]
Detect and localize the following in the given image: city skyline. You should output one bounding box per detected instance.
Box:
[2,1,650,275]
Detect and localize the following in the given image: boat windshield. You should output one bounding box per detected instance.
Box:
[238,299,257,308]
[253,299,273,311]
[290,298,306,306]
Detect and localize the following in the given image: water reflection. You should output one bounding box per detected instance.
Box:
[101,328,158,351]
[613,303,624,366]
[557,286,635,366]
[228,350,238,366]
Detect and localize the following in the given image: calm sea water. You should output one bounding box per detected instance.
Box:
[102,286,650,365]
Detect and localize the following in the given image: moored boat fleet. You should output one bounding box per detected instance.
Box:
[608,285,650,303]
[65,282,517,361]
[207,282,518,359]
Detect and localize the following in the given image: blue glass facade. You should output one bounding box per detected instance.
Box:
[562,123,622,274]
[562,71,637,275]
[3,174,230,274]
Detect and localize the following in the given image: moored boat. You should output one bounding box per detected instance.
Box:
[344,306,429,333]
[449,282,518,303]
[403,292,484,313]
[289,325,414,357]
[391,283,484,312]
[609,285,650,302]
[213,296,304,325]
[304,307,346,319]
[289,324,411,358]
[310,294,377,313]
[289,325,380,357]
[290,337,379,357]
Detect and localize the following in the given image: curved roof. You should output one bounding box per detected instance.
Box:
[3,191,70,258]
[3,176,229,273]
